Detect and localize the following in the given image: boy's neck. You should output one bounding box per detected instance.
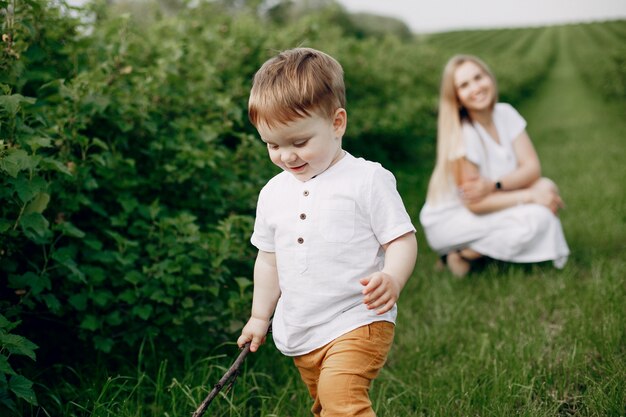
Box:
[302,149,347,182]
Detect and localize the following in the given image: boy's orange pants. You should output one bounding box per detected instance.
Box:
[293,321,395,417]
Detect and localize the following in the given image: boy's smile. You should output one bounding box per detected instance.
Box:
[257,110,347,182]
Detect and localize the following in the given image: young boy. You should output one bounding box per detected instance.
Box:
[237,47,417,416]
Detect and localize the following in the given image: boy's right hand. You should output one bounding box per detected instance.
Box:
[237,317,271,352]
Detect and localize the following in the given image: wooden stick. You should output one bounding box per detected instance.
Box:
[192,343,251,417]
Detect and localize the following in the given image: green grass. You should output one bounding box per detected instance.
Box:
[23,26,625,417]
[381,26,625,416]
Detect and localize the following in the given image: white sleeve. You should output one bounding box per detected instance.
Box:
[250,187,275,252]
[497,103,527,143]
[368,167,416,245]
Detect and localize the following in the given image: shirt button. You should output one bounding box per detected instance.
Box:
[297,237,304,244]
[299,213,306,220]
[303,190,309,196]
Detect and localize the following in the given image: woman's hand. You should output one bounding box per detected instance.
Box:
[459,176,494,203]
[529,178,564,214]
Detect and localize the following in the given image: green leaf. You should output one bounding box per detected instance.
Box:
[149,290,174,305]
[0,315,14,330]
[124,271,142,285]
[24,137,52,152]
[31,274,51,296]
[83,238,103,251]
[83,266,106,284]
[119,289,137,304]
[92,290,113,307]
[0,94,36,116]
[105,311,123,326]
[19,212,51,244]
[91,138,109,150]
[0,356,16,376]
[39,79,73,100]
[83,93,110,115]
[182,297,194,309]
[0,149,31,178]
[8,272,51,296]
[56,221,86,238]
[68,293,88,311]
[38,157,72,176]
[8,375,38,405]
[93,336,114,353]
[119,195,138,213]
[41,294,62,313]
[208,285,219,297]
[14,176,46,204]
[80,315,99,331]
[24,193,50,214]
[132,304,153,320]
[235,277,252,293]
[188,263,203,275]
[0,334,38,360]
[51,247,85,282]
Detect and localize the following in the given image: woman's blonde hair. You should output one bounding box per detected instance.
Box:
[426,54,498,203]
[248,47,345,129]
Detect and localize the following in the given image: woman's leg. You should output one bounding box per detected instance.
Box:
[446,250,470,277]
[446,248,483,277]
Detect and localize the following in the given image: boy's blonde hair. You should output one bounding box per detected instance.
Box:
[427,54,498,203]
[248,47,346,128]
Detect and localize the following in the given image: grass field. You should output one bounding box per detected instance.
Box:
[27,25,625,417]
[382,26,625,417]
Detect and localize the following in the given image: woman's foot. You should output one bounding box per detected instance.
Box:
[446,250,471,277]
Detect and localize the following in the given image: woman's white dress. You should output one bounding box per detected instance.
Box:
[420,103,570,268]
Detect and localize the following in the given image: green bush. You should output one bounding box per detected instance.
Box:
[1,1,276,364]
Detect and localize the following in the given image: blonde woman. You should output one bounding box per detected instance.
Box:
[420,55,569,276]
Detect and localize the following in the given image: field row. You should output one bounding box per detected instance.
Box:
[565,21,626,101]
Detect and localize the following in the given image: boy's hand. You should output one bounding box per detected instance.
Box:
[359,272,401,315]
[237,317,271,352]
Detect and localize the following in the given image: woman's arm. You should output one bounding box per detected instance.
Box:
[458,130,541,201]
[456,157,563,214]
[456,157,532,214]
[498,130,541,190]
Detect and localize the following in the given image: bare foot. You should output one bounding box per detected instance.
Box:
[446,251,470,277]
[458,248,482,261]
[435,257,446,272]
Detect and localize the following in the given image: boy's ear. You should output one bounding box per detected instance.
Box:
[332,108,347,137]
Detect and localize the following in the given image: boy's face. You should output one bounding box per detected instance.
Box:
[257,109,347,182]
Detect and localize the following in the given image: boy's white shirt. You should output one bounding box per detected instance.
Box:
[251,152,416,356]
